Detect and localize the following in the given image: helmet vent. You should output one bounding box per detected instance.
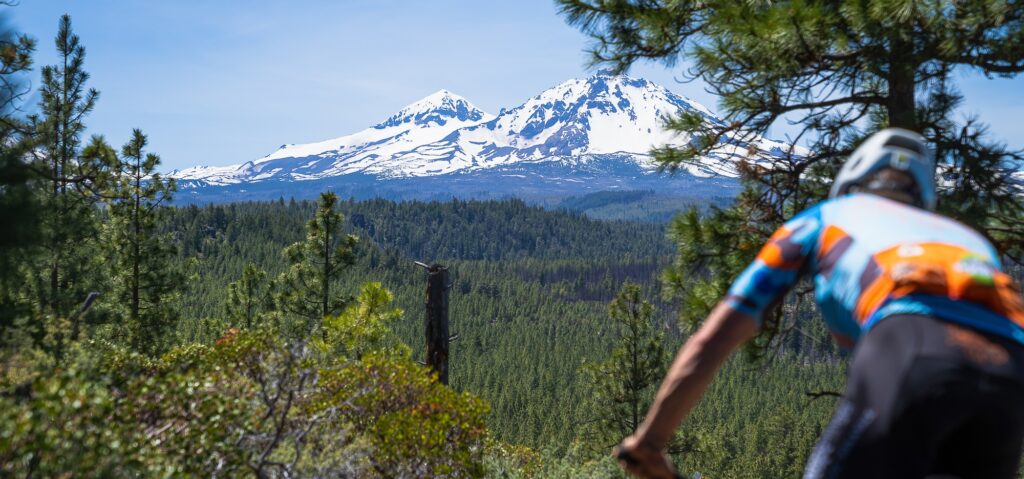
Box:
[883,135,926,155]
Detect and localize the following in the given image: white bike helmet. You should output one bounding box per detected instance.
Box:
[829,128,936,210]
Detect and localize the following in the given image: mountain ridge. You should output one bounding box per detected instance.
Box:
[171,72,801,203]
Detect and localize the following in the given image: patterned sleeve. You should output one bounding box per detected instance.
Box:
[725,207,823,327]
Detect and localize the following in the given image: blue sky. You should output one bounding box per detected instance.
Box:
[12,1,1024,172]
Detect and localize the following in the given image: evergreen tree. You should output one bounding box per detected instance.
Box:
[315,281,408,361]
[581,282,679,453]
[0,8,36,333]
[224,263,274,329]
[104,129,185,354]
[559,0,1024,342]
[26,15,109,355]
[277,192,358,339]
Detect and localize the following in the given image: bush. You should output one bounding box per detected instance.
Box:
[1,289,491,477]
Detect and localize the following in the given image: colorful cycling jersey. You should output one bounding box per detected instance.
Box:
[726,193,1024,349]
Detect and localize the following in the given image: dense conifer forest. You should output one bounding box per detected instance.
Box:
[164,198,847,475]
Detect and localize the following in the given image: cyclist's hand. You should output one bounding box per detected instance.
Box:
[613,435,678,479]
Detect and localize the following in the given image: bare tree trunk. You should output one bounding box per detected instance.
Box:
[425,264,450,385]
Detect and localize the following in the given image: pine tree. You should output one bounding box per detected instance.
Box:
[277,192,358,339]
[0,7,37,333]
[559,0,1024,342]
[315,281,408,361]
[581,282,681,453]
[104,129,185,354]
[25,15,109,355]
[224,263,274,329]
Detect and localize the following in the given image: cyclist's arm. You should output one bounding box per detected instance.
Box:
[620,207,823,463]
[627,302,758,450]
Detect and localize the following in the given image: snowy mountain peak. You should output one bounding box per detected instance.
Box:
[424,88,458,101]
[449,72,724,161]
[173,73,802,191]
[375,89,492,129]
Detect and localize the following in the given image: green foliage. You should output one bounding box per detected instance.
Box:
[2,183,855,477]
[24,14,109,355]
[0,369,143,476]
[661,204,764,332]
[0,9,37,333]
[224,262,276,329]
[277,192,358,337]
[160,198,855,474]
[103,129,187,355]
[581,282,672,452]
[558,190,657,211]
[554,190,725,223]
[674,356,844,478]
[316,281,409,361]
[0,14,188,361]
[323,352,490,477]
[36,14,98,157]
[163,199,674,449]
[2,314,490,478]
[559,0,1024,354]
[0,10,888,475]
[483,440,622,478]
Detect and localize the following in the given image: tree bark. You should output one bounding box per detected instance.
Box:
[425,264,450,385]
[887,34,918,129]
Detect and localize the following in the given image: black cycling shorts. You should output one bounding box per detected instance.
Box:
[804,314,1024,479]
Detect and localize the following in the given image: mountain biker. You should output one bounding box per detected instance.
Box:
[614,128,1024,479]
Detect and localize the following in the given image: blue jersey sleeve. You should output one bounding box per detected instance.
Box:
[725,207,823,327]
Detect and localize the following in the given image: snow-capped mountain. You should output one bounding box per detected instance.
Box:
[174,89,493,185]
[172,72,800,203]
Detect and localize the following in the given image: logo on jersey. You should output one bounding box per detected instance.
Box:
[953,254,996,286]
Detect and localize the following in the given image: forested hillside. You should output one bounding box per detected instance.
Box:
[164,198,846,476]
[552,190,733,222]
[167,199,676,445]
